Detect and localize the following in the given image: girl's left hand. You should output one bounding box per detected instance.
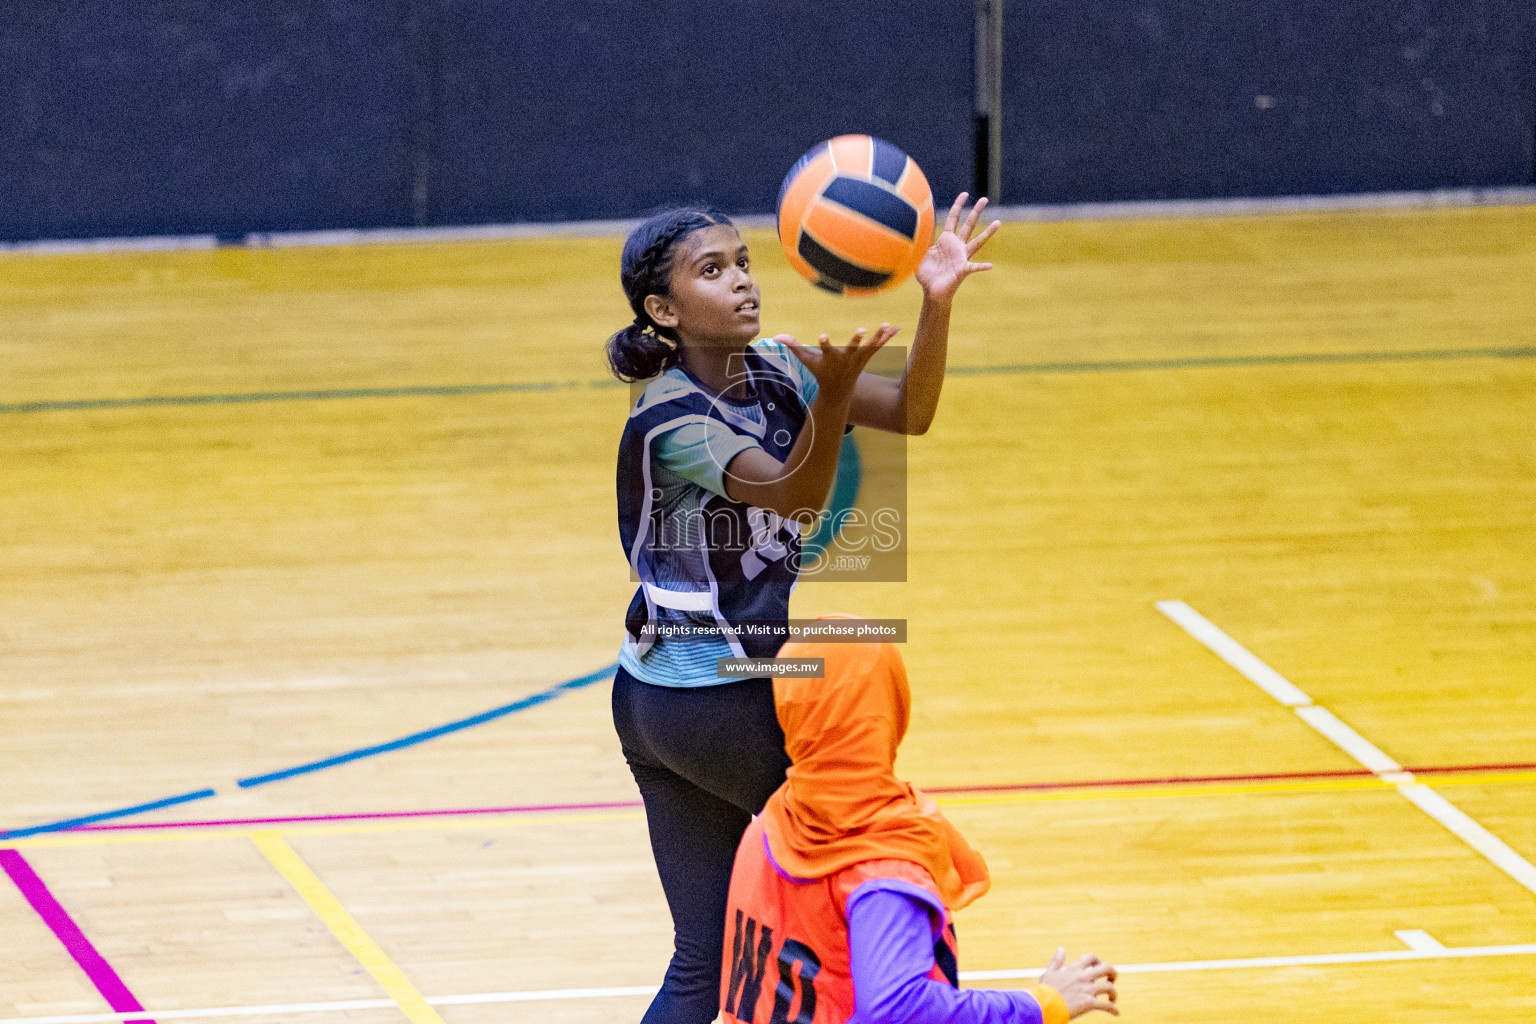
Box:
[915,193,1001,303]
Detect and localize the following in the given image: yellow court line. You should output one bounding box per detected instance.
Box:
[4,773,1533,851]
[933,770,1536,809]
[251,830,446,1024]
[934,777,1397,807]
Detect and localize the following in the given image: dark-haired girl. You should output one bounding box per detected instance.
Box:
[608,196,999,1024]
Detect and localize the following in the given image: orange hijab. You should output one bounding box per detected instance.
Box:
[760,617,991,910]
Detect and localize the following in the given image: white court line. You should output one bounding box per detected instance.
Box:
[1394,929,1447,953]
[4,939,1532,1023]
[1156,600,1536,897]
[1292,705,1403,774]
[962,940,1536,979]
[1396,783,1536,894]
[1156,601,1313,706]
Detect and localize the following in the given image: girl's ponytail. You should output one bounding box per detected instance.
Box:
[605,317,679,383]
[606,206,734,382]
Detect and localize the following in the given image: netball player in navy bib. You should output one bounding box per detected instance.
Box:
[606,196,999,1024]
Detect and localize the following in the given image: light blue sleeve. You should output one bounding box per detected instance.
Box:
[654,419,762,499]
[752,337,819,407]
[653,340,818,498]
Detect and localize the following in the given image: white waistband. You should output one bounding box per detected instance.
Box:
[645,582,715,612]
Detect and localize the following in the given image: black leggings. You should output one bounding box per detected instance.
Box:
[611,666,792,1024]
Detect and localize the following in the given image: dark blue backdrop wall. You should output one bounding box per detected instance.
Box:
[2,2,419,241]
[427,1,972,226]
[0,1,973,241]
[1002,0,1536,203]
[1,1,1531,242]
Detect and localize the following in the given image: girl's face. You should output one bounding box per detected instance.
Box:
[644,225,761,347]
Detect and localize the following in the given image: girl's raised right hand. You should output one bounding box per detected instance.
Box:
[776,324,899,402]
[1039,947,1119,1018]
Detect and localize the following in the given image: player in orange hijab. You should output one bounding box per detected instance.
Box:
[721,618,1118,1024]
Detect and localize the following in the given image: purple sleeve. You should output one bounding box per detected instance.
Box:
[847,882,1044,1024]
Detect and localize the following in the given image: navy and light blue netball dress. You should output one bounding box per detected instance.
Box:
[611,337,820,1024]
[617,337,822,677]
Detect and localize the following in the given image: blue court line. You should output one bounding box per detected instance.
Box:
[3,345,1531,416]
[0,788,217,840]
[0,664,617,840]
[236,662,618,789]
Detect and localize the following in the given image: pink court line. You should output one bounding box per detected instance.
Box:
[0,849,155,1023]
[67,761,1536,834]
[925,760,1536,795]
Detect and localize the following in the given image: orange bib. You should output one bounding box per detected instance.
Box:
[720,816,958,1024]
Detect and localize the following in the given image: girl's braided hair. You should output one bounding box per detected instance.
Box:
[605,207,735,382]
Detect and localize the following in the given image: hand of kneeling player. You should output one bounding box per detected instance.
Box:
[1039,947,1119,1018]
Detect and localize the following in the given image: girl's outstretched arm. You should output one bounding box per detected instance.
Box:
[849,194,1001,435]
[724,325,896,521]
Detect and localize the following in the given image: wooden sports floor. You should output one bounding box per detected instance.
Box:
[2,203,1533,1023]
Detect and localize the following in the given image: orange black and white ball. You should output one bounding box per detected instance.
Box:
[776,135,935,295]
